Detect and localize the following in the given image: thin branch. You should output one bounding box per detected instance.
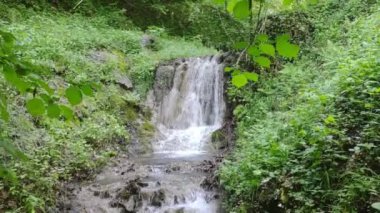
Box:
[73,0,84,10]
[234,0,265,68]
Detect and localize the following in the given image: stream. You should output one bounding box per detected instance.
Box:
[66,56,225,213]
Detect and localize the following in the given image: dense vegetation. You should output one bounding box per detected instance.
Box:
[220,0,380,212]
[0,2,215,211]
[0,0,379,212]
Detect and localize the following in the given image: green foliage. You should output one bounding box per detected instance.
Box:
[226,67,259,88]
[26,98,45,116]
[220,1,380,211]
[0,3,216,211]
[233,0,250,19]
[65,86,83,106]
[276,34,300,58]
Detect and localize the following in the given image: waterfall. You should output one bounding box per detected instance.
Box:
[71,56,226,213]
[153,56,226,156]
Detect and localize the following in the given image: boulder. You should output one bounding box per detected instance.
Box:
[141,34,157,50]
[116,75,133,90]
[153,65,175,102]
[150,189,166,207]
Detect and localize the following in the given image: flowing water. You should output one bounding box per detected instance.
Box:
[68,56,225,213]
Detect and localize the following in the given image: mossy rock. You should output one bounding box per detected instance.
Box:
[123,106,138,122]
[136,120,155,154]
[211,128,228,150]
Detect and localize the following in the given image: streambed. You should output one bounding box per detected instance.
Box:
[63,56,226,213]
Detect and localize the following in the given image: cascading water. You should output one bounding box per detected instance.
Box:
[145,56,225,212]
[69,56,225,213]
[154,57,225,156]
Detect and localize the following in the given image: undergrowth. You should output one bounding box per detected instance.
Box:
[220,0,380,212]
[0,4,215,211]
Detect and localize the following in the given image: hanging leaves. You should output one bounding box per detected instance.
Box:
[47,104,61,118]
[233,0,250,19]
[65,86,83,106]
[26,98,46,116]
[60,105,74,121]
[232,74,248,88]
[228,66,259,88]
[244,72,259,82]
[259,43,275,57]
[254,56,271,68]
[80,84,94,97]
[276,34,300,59]
[247,46,260,56]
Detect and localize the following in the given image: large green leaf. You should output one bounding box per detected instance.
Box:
[2,64,17,84]
[233,0,250,19]
[247,46,260,57]
[47,104,61,119]
[2,64,29,92]
[244,72,259,82]
[254,56,271,68]
[26,98,45,116]
[60,105,74,121]
[256,34,269,43]
[227,0,240,13]
[232,74,248,88]
[80,84,94,97]
[232,69,242,76]
[259,43,275,57]
[65,86,82,106]
[276,34,300,59]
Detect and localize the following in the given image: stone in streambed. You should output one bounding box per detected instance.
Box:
[150,189,166,207]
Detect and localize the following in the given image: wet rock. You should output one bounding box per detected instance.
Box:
[154,65,175,102]
[205,193,220,203]
[173,194,186,205]
[137,182,149,187]
[165,165,180,173]
[101,191,112,199]
[211,128,229,150]
[197,160,216,173]
[117,179,142,200]
[126,164,135,172]
[200,175,218,191]
[150,189,166,207]
[109,201,134,213]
